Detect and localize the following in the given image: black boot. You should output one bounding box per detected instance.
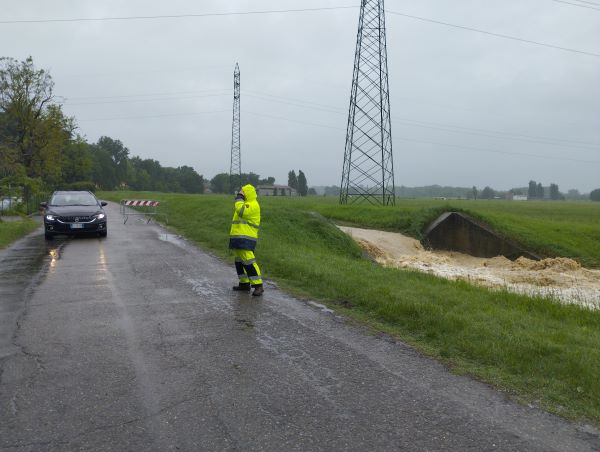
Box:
[252,284,264,297]
[233,282,251,291]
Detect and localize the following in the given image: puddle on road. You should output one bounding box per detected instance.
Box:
[157,231,189,250]
[340,226,600,310]
[308,301,335,315]
[185,277,222,298]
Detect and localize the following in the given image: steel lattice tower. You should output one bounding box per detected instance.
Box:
[229,63,241,192]
[340,0,395,206]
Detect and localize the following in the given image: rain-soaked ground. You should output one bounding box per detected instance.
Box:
[1,203,599,450]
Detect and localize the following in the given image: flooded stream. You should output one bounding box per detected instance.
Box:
[339,226,600,310]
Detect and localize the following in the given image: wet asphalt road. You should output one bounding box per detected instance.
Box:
[1,202,599,451]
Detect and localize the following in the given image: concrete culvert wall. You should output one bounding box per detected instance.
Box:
[422,212,539,260]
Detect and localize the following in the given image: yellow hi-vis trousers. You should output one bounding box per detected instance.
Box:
[233,249,262,286]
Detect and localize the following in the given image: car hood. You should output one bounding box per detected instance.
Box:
[47,205,104,216]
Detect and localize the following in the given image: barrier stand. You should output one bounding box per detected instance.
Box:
[120,200,166,225]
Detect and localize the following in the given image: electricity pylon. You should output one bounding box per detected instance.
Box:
[230,63,241,193]
[340,0,395,206]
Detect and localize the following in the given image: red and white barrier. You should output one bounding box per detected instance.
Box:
[123,200,160,207]
[120,199,164,224]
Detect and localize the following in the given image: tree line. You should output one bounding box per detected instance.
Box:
[312,184,597,201]
[209,173,276,194]
[1,57,205,196]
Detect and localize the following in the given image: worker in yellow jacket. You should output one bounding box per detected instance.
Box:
[229,184,264,296]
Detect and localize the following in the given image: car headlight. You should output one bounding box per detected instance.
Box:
[45,214,55,221]
[96,213,106,220]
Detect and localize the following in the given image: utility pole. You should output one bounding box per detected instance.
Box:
[340,0,395,206]
[230,63,241,193]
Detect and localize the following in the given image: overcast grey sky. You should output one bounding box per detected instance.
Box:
[2,0,599,191]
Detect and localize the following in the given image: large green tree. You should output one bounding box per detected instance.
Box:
[210,173,230,194]
[90,146,118,190]
[177,166,204,193]
[61,136,93,184]
[96,136,129,186]
[0,57,74,186]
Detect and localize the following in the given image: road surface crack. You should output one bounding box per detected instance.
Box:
[0,397,196,450]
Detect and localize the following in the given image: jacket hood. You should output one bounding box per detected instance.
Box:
[242,184,257,202]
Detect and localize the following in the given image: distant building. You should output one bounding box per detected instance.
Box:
[257,185,297,197]
[513,195,528,201]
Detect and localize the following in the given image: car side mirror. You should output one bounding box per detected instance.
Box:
[100,201,107,206]
[40,202,48,208]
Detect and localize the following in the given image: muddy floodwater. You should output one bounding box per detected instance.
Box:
[339,226,600,310]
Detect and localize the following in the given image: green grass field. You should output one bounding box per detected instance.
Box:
[0,217,40,249]
[102,192,600,425]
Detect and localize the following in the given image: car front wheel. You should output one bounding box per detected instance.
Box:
[99,230,107,238]
[45,232,54,240]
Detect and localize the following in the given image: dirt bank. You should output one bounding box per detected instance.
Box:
[339,226,600,310]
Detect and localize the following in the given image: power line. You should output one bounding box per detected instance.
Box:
[63,92,230,106]
[242,109,599,164]
[553,0,600,10]
[3,5,596,59]
[78,109,230,122]
[393,118,600,150]
[393,94,586,130]
[387,9,600,58]
[247,87,590,131]
[76,105,599,164]
[2,3,597,62]
[244,89,345,111]
[243,110,345,131]
[242,90,600,150]
[569,0,600,5]
[394,137,600,164]
[56,65,230,79]
[58,86,591,135]
[394,137,600,163]
[68,85,599,151]
[243,91,345,115]
[61,88,230,102]
[0,5,358,24]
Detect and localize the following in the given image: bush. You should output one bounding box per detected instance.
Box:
[590,189,600,202]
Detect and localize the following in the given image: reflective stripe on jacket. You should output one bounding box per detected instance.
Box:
[229,184,260,250]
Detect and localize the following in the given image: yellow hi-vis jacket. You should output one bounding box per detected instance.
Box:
[229,184,260,250]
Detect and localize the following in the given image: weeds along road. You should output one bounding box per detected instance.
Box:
[0,202,598,451]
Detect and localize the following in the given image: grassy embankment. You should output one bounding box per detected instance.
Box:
[0,217,40,249]
[286,197,600,268]
[101,192,600,424]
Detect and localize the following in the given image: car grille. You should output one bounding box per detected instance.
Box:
[58,216,94,223]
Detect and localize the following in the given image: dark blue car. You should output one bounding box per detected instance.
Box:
[41,191,108,240]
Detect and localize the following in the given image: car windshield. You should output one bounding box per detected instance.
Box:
[50,193,98,206]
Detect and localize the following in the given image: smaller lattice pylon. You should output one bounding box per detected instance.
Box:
[229,63,241,193]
